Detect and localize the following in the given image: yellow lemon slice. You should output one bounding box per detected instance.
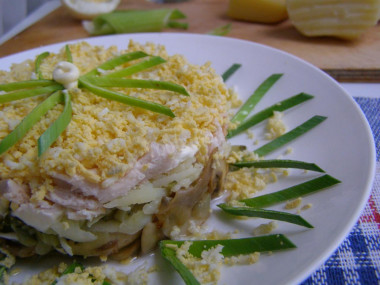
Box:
[61,0,121,20]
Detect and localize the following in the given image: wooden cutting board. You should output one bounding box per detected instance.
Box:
[0,0,379,82]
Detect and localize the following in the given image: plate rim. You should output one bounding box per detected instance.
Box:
[0,32,376,285]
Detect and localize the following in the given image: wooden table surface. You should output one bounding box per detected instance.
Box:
[1,0,380,82]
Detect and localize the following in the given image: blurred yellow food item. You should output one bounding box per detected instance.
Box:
[61,0,121,20]
[228,0,288,24]
[286,0,380,40]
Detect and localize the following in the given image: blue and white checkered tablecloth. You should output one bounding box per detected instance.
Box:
[302,97,380,285]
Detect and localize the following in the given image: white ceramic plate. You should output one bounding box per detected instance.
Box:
[2,33,376,285]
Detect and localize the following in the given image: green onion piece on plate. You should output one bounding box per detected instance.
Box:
[160,235,295,285]
[161,234,296,258]
[65,45,73,63]
[253,115,327,157]
[35,51,50,80]
[84,76,189,96]
[104,56,166,78]
[79,78,175,117]
[227,92,313,138]
[0,85,63,104]
[230,73,283,125]
[230,159,325,173]
[241,174,341,208]
[0,90,65,156]
[218,204,313,228]
[38,91,72,157]
[208,23,232,36]
[0,266,6,283]
[160,245,201,285]
[222,63,241,82]
[0,79,56,92]
[83,51,148,77]
[83,9,188,36]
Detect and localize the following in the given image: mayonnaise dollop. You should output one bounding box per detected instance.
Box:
[53,61,80,90]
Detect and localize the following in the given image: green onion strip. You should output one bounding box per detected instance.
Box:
[83,51,149,77]
[38,91,72,157]
[222,63,241,82]
[227,93,314,138]
[208,23,232,36]
[241,174,341,208]
[230,73,283,125]
[87,9,188,36]
[160,245,201,285]
[218,204,313,228]
[0,266,6,283]
[79,79,175,117]
[65,45,73,63]
[0,90,63,155]
[230,159,325,173]
[161,234,296,258]
[167,9,189,29]
[0,80,56,92]
[160,235,295,285]
[35,51,50,80]
[84,76,189,96]
[253,115,327,157]
[0,85,63,104]
[104,56,166,78]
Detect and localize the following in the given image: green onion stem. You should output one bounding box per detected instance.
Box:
[230,73,283,125]
[253,115,327,157]
[167,21,189,29]
[87,9,188,36]
[161,234,296,258]
[0,80,56,92]
[230,159,325,173]
[208,23,231,36]
[104,56,166,78]
[0,85,63,104]
[160,234,295,285]
[241,174,341,208]
[222,63,241,82]
[0,266,5,282]
[0,91,64,156]
[65,45,73,63]
[35,51,50,80]
[227,93,313,138]
[38,91,72,157]
[84,76,189,96]
[218,204,313,228]
[160,245,201,285]
[79,78,175,117]
[83,51,148,77]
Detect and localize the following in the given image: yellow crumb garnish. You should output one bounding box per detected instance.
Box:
[176,242,224,285]
[225,168,270,201]
[224,252,260,265]
[246,130,255,139]
[285,197,303,209]
[301,203,313,211]
[252,221,278,236]
[265,111,286,140]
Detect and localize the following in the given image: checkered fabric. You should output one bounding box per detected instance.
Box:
[301,97,380,285]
